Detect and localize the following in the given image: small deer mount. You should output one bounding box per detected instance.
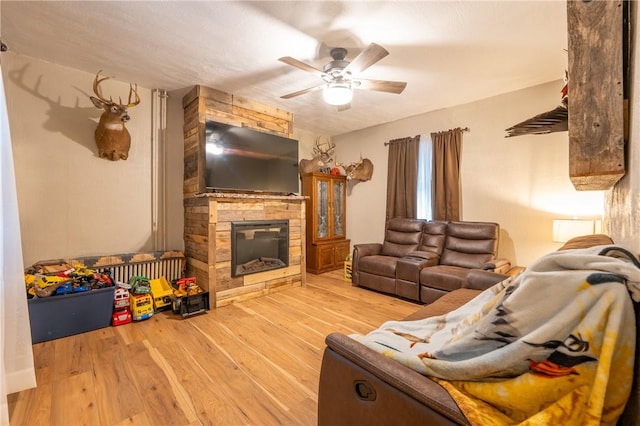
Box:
[90,70,140,161]
[299,136,336,175]
[336,155,374,181]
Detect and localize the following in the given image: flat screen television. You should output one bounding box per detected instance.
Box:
[205,121,300,194]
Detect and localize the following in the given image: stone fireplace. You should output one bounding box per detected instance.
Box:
[184,193,306,308]
[231,220,289,277]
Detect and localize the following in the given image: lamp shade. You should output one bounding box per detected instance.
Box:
[552,219,595,243]
[323,83,352,105]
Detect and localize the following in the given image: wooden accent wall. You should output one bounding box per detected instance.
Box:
[184,194,305,307]
[182,85,302,307]
[568,0,626,190]
[182,85,294,198]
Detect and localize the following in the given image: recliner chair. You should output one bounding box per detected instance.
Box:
[353,218,425,295]
[419,221,510,303]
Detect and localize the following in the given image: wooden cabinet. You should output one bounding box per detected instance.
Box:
[302,173,350,274]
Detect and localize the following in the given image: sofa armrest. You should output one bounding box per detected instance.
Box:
[464,269,510,291]
[481,258,511,274]
[407,250,440,264]
[353,243,382,258]
[322,332,469,425]
[352,243,382,285]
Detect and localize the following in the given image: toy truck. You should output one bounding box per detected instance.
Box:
[171,277,209,317]
[129,275,151,294]
[114,287,130,309]
[129,293,154,321]
[149,277,173,311]
[112,308,132,326]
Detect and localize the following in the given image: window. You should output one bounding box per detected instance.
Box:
[416,134,432,220]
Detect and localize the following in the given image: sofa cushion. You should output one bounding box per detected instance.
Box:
[439,222,498,268]
[419,265,470,291]
[404,288,480,321]
[380,218,424,257]
[359,255,399,278]
[559,234,614,250]
[418,221,447,254]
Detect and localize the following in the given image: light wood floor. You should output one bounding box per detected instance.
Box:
[8,271,419,426]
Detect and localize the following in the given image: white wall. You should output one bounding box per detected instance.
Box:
[3,52,154,265]
[335,80,604,267]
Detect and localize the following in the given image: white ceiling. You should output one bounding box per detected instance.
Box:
[1,1,568,136]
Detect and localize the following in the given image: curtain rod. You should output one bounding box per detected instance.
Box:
[384,127,470,146]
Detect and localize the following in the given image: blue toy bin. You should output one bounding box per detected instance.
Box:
[27,286,115,343]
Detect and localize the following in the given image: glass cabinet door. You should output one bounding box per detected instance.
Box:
[316,178,329,238]
[332,179,345,237]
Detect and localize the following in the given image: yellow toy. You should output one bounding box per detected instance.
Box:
[129,293,153,320]
[25,274,73,298]
[149,277,173,311]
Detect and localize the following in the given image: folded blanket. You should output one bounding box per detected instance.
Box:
[352,245,640,425]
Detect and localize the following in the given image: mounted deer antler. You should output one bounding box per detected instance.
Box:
[336,155,374,181]
[312,136,335,164]
[90,70,141,161]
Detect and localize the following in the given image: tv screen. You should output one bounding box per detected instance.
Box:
[205,121,299,194]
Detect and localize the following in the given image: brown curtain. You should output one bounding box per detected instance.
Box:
[431,128,462,221]
[386,135,420,221]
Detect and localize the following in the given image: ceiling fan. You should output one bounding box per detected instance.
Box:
[279,43,407,110]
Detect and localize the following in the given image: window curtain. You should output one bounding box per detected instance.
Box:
[431,128,463,221]
[1,62,37,426]
[385,135,420,221]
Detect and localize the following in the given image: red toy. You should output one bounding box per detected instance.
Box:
[330,167,341,176]
[112,285,132,326]
[112,308,132,326]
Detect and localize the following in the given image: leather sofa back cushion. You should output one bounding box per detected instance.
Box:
[380,218,424,257]
[559,234,614,250]
[440,222,499,268]
[419,221,447,254]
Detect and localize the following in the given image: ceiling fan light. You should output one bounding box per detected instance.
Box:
[323,83,352,105]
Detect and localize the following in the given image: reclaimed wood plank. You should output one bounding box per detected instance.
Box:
[567,0,625,190]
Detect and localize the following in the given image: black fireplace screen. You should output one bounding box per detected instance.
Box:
[231,220,289,277]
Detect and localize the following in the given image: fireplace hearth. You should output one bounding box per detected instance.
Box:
[231,220,289,277]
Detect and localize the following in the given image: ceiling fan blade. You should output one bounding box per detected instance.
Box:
[343,43,389,74]
[278,56,325,76]
[356,79,407,94]
[280,84,323,99]
[337,103,351,112]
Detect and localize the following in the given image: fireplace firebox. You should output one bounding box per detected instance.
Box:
[231,220,289,277]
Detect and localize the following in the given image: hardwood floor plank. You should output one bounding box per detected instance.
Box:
[8,272,419,425]
[152,338,251,426]
[121,340,192,426]
[51,372,100,425]
[87,333,146,424]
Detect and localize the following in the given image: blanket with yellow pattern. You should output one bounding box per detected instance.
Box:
[352,245,640,425]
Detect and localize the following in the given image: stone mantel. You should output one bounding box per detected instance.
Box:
[194,192,307,201]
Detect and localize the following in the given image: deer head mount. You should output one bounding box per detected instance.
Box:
[299,136,336,175]
[90,70,140,161]
[312,136,335,165]
[336,156,374,181]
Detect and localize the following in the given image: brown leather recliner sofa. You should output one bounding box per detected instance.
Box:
[352,218,511,303]
[318,234,639,426]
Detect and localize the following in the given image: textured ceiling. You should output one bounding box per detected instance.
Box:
[1,1,568,136]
